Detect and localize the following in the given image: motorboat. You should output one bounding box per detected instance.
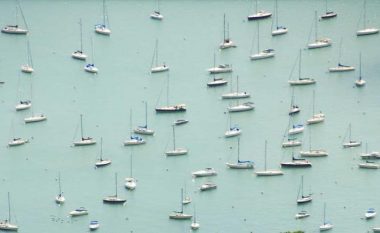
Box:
[150,11,163,20]
[70,207,88,216]
[365,208,377,219]
[8,138,28,147]
[227,102,254,112]
[24,114,47,123]
[174,119,189,125]
[89,220,100,231]
[192,168,217,177]
[295,210,310,219]
[200,182,217,191]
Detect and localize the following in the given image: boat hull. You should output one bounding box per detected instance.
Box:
[247,12,272,21]
[1,26,27,34]
[166,148,188,156]
[357,28,379,36]
[281,162,312,168]
[288,79,316,85]
[8,138,28,147]
[272,28,288,36]
[24,115,47,123]
[169,213,192,220]
[255,170,283,176]
[133,128,154,135]
[250,52,275,60]
[207,79,228,87]
[73,139,96,146]
[95,160,111,167]
[329,66,355,72]
[151,65,169,73]
[222,92,250,99]
[226,162,254,169]
[72,51,87,60]
[300,150,328,157]
[155,105,186,112]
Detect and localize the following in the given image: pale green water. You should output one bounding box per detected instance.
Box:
[0,0,380,232]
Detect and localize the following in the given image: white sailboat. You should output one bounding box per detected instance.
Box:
[21,37,33,73]
[24,81,47,123]
[224,112,241,138]
[306,90,325,125]
[1,3,28,35]
[271,0,288,36]
[150,0,163,20]
[103,173,127,204]
[319,203,333,231]
[219,14,236,49]
[296,175,312,204]
[289,89,300,115]
[72,18,87,60]
[125,151,137,190]
[166,125,188,156]
[95,0,111,35]
[192,168,217,177]
[15,75,32,111]
[169,188,192,220]
[200,182,217,191]
[151,39,169,73]
[226,137,254,169]
[124,109,146,146]
[84,37,98,73]
[208,53,232,74]
[288,124,304,136]
[329,38,355,72]
[8,118,29,147]
[307,11,332,49]
[250,21,275,60]
[360,143,380,160]
[359,161,380,169]
[227,101,255,112]
[73,114,96,146]
[0,193,18,231]
[320,0,337,19]
[256,140,283,176]
[247,0,272,21]
[356,0,379,36]
[281,150,312,167]
[95,138,111,167]
[222,75,250,99]
[155,74,186,112]
[283,118,302,148]
[300,127,328,157]
[342,123,361,148]
[207,75,228,87]
[182,185,191,205]
[355,52,366,87]
[282,137,302,148]
[55,173,65,204]
[288,49,316,86]
[134,101,154,135]
[295,210,310,219]
[190,205,200,230]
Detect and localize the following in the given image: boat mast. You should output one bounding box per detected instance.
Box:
[348,123,352,141]
[166,74,170,106]
[312,90,315,116]
[325,0,328,13]
[323,202,327,224]
[223,14,226,42]
[236,75,239,93]
[275,0,279,28]
[102,0,106,26]
[308,127,312,151]
[115,173,118,197]
[18,1,29,31]
[180,188,184,213]
[314,11,318,41]
[130,150,133,177]
[359,52,362,81]
[144,101,148,128]
[155,39,159,67]
[363,0,367,29]
[8,192,11,223]
[79,18,83,52]
[91,37,95,64]
[338,38,343,64]
[264,140,267,171]
[257,21,260,53]
[129,109,132,137]
[80,114,84,140]
[172,125,176,150]
[193,204,197,223]
[237,137,240,162]
[298,49,302,80]
[58,172,62,196]
[100,137,103,160]
[26,38,33,67]
[255,0,258,14]
[300,176,304,197]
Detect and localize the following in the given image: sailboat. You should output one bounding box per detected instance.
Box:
[182,184,191,205]
[103,173,127,204]
[95,0,111,35]
[289,89,300,115]
[150,0,163,20]
[72,18,87,60]
[307,11,332,49]
[355,52,366,87]
[281,150,312,167]
[365,208,377,219]
[55,173,65,204]
[288,49,316,85]
[360,143,380,160]
[227,101,255,112]
[255,140,283,176]
[24,80,47,123]
[319,203,333,231]
[207,74,228,87]
[250,21,275,60]
[320,0,337,19]
[134,101,154,135]
[359,161,380,169]
[306,90,325,125]
[356,0,379,36]
[283,117,302,148]
[95,137,111,167]
[84,37,98,73]
[226,137,254,169]
[224,112,241,138]
[190,205,200,230]
[125,150,137,190]
[124,109,146,146]
[219,14,236,49]
[342,123,361,148]
[73,114,96,146]
[222,76,250,99]
[1,3,28,34]
[282,137,302,148]
[207,53,232,74]
[271,0,288,36]
[247,0,272,21]
[8,118,29,147]
[21,37,33,73]
[155,74,186,112]
[151,39,169,73]
[166,125,187,156]
[15,75,32,111]
[300,127,328,157]
[329,38,355,72]
[169,188,192,220]
[296,176,312,204]
[288,118,304,135]
[0,193,18,231]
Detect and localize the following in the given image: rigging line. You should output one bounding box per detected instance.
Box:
[305,19,314,47]
[287,51,299,81]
